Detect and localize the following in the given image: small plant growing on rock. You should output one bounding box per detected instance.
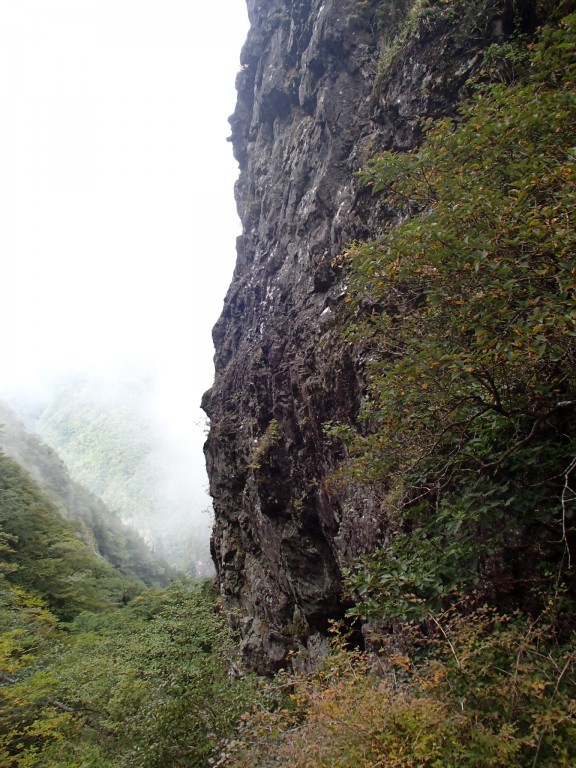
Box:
[248,419,281,470]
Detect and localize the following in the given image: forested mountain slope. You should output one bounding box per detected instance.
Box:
[0,401,171,588]
[0,412,253,767]
[18,374,213,576]
[0,449,147,618]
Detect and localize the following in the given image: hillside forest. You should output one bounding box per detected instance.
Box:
[1,7,575,768]
[4,369,214,577]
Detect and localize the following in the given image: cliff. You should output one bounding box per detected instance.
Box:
[203,0,537,672]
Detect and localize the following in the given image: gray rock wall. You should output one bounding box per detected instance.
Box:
[203,0,523,672]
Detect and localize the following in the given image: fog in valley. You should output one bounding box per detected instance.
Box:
[0,1,249,574]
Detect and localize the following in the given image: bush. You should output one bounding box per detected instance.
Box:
[221,606,576,767]
[333,14,576,620]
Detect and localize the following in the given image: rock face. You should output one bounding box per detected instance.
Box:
[203,0,527,672]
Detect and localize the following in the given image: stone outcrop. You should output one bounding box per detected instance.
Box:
[203,0,528,672]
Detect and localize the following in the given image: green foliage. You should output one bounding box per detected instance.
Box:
[335,15,576,620]
[0,579,74,767]
[1,582,259,768]
[40,582,257,768]
[0,452,147,619]
[481,36,531,83]
[221,606,576,767]
[371,0,504,89]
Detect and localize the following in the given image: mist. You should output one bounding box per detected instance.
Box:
[0,1,249,572]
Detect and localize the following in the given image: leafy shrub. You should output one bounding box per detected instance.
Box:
[220,606,576,767]
[333,14,576,620]
[0,580,72,767]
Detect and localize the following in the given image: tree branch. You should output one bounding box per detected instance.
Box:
[0,670,117,736]
[481,401,576,471]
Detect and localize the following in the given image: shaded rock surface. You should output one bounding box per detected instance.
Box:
[203,0,528,672]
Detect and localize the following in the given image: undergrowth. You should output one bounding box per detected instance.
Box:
[218,602,576,767]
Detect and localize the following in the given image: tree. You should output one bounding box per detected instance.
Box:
[336,14,576,619]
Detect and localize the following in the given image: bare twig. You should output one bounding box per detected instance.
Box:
[427,613,461,670]
[561,456,576,569]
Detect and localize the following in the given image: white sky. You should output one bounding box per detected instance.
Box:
[0,0,248,412]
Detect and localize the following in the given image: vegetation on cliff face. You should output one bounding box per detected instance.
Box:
[205,0,574,673]
[328,12,576,622]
